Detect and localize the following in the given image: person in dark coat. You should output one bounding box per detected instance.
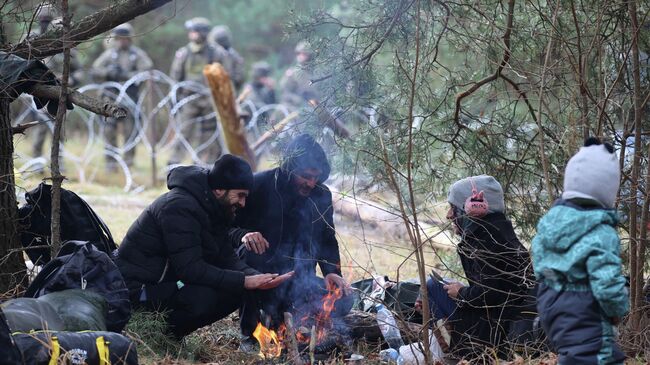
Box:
[116,154,291,338]
[235,134,353,352]
[420,175,534,360]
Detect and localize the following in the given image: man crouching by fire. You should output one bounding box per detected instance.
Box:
[236,134,353,353]
[116,155,291,339]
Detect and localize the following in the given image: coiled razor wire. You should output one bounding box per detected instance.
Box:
[13,70,303,192]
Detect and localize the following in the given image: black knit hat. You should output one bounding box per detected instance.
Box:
[208,154,254,190]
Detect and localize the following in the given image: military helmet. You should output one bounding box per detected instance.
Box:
[185,17,211,34]
[294,41,312,55]
[111,23,134,37]
[251,61,272,79]
[36,4,58,22]
[210,25,232,49]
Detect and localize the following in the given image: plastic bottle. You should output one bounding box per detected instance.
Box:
[376,304,405,349]
[379,348,404,365]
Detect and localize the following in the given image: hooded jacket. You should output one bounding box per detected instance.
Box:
[532,200,628,317]
[236,134,340,278]
[116,166,257,301]
[449,211,534,358]
[532,200,628,364]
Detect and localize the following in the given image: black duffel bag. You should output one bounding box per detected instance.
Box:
[0,309,22,365]
[13,330,138,365]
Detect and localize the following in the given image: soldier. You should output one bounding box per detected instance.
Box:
[168,17,228,166]
[279,41,320,111]
[29,7,84,164]
[92,23,153,171]
[209,25,245,92]
[241,61,276,131]
[242,61,276,111]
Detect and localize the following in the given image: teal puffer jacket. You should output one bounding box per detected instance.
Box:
[532,202,628,318]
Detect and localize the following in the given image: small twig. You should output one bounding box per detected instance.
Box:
[30,84,127,119]
[283,312,305,365]
[252,111,299,151]
[11,121,42,135]
[453,0,516,125]
[310,0,414,84]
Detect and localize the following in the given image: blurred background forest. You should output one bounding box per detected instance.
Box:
[4,0,335,82]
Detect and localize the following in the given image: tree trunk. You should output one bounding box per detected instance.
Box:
[203,63,256,169]
[0,98,26,296]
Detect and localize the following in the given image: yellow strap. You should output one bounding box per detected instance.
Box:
[48,336,60,365]
[96,336,111,365]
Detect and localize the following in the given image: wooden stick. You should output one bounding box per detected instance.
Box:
[235,87,251,104]
[308,99,351,139]
[283,312,305,365]
[203,63,256,170]
[30,84,127,119]
[251,111,299,151]
[309,325,317,364]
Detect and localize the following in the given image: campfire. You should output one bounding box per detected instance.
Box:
[252,322,285,359]
[251,282,348,361]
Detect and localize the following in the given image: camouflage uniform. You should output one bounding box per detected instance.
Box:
[92,23,153,170]
[241,62,276,132]
[243,61,276,109]
[279,41,319,111]
[168,18,228,165]
[27,13,84,159]
[209,25,245,92]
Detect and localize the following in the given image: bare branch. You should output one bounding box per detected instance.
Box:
[30,84,127,119]
[11,121,40,135]
[7,0,173,60]
[453,0,515,125]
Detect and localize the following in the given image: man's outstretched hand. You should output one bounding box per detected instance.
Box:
[443,282,464,299]
[241,232,269,254]
[325,273,351,295]
[244,271,295,290]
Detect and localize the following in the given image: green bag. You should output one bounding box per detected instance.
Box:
[1,289,107,332]
[39,289,108,332]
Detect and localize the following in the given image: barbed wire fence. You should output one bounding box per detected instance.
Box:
[12,69,318,192]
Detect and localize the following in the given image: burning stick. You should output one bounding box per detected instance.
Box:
[283,312,305,365]
[309,325,317,365]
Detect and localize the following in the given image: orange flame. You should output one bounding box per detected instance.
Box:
[252,322,283,359]
[296,282,343,344]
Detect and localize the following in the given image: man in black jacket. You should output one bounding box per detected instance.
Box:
[236,134,353,351]
[116,154,290,338]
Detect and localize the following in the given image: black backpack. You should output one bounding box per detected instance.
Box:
[19,183,116,265]
[25,241,131,333]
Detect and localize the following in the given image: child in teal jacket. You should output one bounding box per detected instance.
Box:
[532,138,628,365]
